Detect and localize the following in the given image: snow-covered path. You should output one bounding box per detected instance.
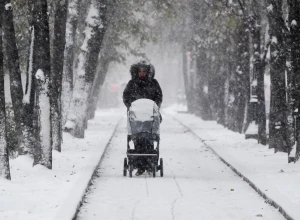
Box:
[77,115,284,220]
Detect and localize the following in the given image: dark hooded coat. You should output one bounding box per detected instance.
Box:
[123,62,163,108]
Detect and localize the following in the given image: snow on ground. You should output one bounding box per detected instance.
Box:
[164,104,300,220]
[1,105,297,220]
[0,109,122,220]
[77,115,284,220]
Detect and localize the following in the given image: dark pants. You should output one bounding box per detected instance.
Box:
[134,137,154,170]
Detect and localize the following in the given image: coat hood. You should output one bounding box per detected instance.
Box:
[130,60,155,79]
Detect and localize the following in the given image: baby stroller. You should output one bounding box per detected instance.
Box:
[123,99,163,178]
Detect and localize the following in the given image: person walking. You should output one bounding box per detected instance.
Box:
[123,60,163,176]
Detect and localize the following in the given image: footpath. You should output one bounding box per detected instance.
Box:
[164,105,300,220]
[0,109,122,220]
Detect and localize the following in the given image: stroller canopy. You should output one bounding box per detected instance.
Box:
[127,99,160,136]
[130,99,159,121]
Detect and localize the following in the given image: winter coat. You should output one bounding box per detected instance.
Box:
[123,78,163,108]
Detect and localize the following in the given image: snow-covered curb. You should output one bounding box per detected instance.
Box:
[164,106,299,220]
[173,117,294,220]
[0,109,123,220]
[56,118,121,220]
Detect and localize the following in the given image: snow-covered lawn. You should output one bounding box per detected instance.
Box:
[0,109,122,220]
[164,104,300,220]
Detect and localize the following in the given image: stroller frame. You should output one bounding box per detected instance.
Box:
[123,133,163,178]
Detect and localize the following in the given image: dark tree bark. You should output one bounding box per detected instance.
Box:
[23,24,36,154]
[213,58,226,126]
[239,21,251,134]
[250,5,267,145]
[266,0,289,152]
[22,0,38,155]
[195,49,211,120]
[32,0,52,169]
[3,1,25,154]
[0,1,11,180]
[288,0,300,161]
[51,0,69,152]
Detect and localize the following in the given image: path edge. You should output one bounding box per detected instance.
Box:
[56,118,122,220]
[166,113,294,220]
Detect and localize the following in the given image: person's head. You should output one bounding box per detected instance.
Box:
[138,66,147,79]
[130,60,155,80]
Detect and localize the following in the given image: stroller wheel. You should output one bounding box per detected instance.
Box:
[129,164,133,178]
[160,158,163,177]
[152,163,157,178]
[123,158,128,177]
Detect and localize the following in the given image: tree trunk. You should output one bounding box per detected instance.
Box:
[51,0,68,152]
[32,0,52,169]
[23,25,36,154]
[0,2,11,180]
[3,1,25,154]
[182,46,191,112]
[223,66,230,127]
[65,0,108,138]
[266,0,289,152]
[288,0,300,161]
[87,58,109,120]
[251,11,267,145]
[61,0,82,125]
[189,52,197,114]
[239,22,251,133]
[22,0,38,156]
[215,60,227,126]
[195,50,211,120]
